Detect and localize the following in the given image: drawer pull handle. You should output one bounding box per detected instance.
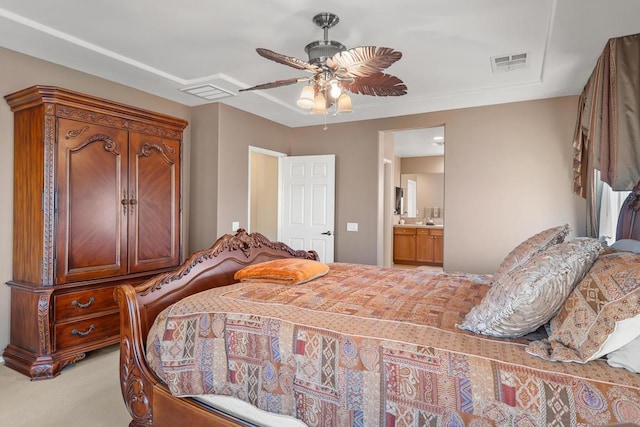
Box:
[71,325,95,337]
[71,297,95,309]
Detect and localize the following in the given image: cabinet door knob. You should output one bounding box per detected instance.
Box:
[129,191,137,214]
[122,190,128,215]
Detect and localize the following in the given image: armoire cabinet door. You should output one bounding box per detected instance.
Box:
[56,118,129,283]
[128,132,181,272]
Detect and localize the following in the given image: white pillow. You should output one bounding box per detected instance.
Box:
[591,314,640,361]
[607,333,640,373]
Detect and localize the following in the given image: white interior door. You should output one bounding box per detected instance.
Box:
[279,155,335,262]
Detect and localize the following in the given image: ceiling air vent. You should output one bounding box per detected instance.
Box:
[490,52,528,73]
[180,84,236,101]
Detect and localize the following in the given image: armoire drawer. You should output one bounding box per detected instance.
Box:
[54,286,118,321]
[54,312,120,350]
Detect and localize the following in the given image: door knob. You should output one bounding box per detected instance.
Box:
[321,231,333,236]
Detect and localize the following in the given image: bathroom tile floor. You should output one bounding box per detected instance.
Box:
[393,264,443,273]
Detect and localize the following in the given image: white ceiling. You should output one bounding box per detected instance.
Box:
[1,0,639,135]
[393,126,445,157]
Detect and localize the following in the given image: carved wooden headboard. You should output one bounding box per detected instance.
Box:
[616,181,640,240]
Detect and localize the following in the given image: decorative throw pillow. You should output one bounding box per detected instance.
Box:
[234,258,329,285]
[458,237,603,338]
[491,224,570,283]
[526,250,640,363]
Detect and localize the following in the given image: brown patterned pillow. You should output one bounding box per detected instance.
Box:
[234,258,329,285]
[526,250,640,363]
[492,224,570,283]
[458,238,603,338]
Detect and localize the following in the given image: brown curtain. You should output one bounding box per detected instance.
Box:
[572,33,640,236]
[573,33,640,196]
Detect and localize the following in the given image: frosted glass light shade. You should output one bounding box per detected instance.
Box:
[336,93,353,114]
[296,85,315,109]
[329,80,341,98]
[311,92,327,114]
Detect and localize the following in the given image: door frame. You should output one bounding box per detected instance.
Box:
[247,146,287,235]
[382,158,393,267]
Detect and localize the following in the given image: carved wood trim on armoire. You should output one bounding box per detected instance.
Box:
[3,86,188,379]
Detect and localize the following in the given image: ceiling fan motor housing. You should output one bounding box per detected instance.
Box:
[306,12,346,68]
[305,40,346,67]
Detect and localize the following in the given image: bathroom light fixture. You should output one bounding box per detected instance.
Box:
[432,135,445,146]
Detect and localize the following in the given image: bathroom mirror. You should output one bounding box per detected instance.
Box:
[400,173,444,219]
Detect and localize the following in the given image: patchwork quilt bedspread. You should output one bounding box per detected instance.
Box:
[146,263,640,426]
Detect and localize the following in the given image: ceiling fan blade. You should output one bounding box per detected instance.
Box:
[327,46,403,78]
[239,77,307,92]
[256,48,321,74]
[343,73,408,96]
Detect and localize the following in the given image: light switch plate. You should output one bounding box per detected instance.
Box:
[346,222,358,232]
[232,221,240,231]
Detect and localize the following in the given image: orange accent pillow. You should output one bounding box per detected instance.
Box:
[234,258,329,285]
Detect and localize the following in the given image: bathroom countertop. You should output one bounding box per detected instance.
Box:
[394,224,444,228]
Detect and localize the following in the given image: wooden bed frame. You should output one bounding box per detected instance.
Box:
[115,229,318,427]
[117,192,640,426]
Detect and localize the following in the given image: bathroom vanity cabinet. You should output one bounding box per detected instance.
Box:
[393,226,444,266]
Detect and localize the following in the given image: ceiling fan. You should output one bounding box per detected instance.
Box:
[239,12,407,115]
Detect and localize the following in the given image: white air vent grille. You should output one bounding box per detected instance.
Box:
[491,53,528,73]
[180,84,236,100]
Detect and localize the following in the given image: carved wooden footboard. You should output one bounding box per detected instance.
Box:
[114,230,318,427]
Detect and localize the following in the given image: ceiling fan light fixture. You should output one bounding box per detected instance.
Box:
[329,80,341,98]
[296,85,315,109]
[336,93,353,115]
[311,92,328,115]
[240,11,406,123]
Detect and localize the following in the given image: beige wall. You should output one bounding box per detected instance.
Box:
[0,46,587,358]
[379,98,586,272]
[214,105,292,247]
[187,103,292,253]
[189,103,219,252]
[290,123,384,263]
[283,97,585,270]
[401,156,445,174]
[0,47,191,356]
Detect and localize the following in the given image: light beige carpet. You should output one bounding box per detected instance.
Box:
[0,344,132,426]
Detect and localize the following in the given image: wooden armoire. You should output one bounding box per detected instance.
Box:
[3,86,188,379]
